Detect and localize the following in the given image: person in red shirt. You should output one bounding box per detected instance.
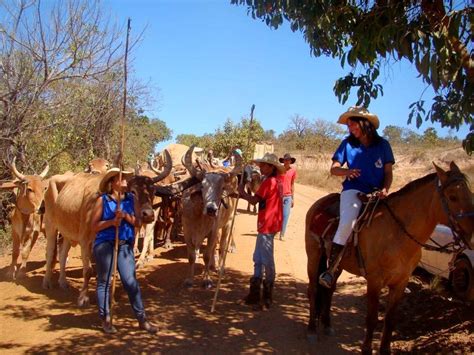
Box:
[238,153,284,309]
[278,153,297,241]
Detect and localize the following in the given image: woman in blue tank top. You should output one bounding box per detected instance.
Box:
[319,107,395,289]
[91,168,157,334]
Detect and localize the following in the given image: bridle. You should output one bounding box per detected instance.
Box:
[379,175,473,252]
[436,176,474,249]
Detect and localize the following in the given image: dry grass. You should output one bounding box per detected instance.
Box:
[278,143,474,193]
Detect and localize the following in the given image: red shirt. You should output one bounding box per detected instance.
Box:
[256,175,283,234]
[280,167,297,196]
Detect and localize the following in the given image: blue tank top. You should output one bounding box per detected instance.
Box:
[94,193,135,247]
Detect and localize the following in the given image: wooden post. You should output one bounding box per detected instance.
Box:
[211,104,255,312]
[110,18,131,326]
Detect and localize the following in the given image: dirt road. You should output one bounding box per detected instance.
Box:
[0,183,472,353]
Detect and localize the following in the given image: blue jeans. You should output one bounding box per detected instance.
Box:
[93,241,146,322]
[253,233,275,282]
[281,195,293,237]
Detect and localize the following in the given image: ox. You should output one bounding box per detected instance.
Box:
[243,164,262,213]
[134,159,179,268]
[42,151,172,306]
[5,157,49,280]
[181,146,241,288]
[84,158,110,174]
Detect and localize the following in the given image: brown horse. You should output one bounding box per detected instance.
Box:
[305,162,474,354]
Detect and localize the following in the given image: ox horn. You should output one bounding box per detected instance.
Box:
[39,161,49,178]
[152,149,172,183]
[8,156,26,181]
[149,156,161,175]
[184,145,204,181]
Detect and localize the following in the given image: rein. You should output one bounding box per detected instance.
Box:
[380,176,472,253]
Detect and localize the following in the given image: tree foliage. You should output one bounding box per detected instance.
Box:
[0,0,170,176]
[231,0,473,153]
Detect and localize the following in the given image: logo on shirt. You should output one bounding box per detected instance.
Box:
[375,158,383,168]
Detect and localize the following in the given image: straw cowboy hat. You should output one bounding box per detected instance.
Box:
[279,153,296,164]
[253,153,286,173]
[99,167,134,193]
[337,106,380,129]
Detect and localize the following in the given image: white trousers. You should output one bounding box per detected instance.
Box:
[333,189,363,246]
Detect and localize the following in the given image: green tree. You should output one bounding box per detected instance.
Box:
[231,0,473,153]
[422,127,439,146]
[383,125,404,144]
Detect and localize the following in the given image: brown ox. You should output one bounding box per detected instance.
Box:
[42,151,172,306]
[181,146,241,288]
[243,164,262,214]
[134,160,179,268]
[5,157,49,279]
[84,158,110,174]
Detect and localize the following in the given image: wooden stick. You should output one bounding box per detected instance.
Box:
[211,104,255,312]
[110,18,131,326]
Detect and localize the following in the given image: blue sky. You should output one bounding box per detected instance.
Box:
[104,0,468,150]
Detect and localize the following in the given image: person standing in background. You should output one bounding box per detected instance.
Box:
[278,153,297,241]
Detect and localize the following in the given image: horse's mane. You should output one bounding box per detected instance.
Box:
[388,169,469,200]
[388,173,436,199]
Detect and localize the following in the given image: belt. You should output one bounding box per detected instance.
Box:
[119,240,128,246]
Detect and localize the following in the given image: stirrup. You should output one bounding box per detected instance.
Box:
[319,271,334,288]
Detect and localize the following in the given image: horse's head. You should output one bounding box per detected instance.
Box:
[434,161,474,248]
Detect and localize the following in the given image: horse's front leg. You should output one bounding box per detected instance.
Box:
[361,282,382,355]
[380,281,408,354]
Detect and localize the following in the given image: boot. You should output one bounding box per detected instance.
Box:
[244,276,262,305]
[263,280,274,309]
[319,243,345,288]
[139,319,158,334]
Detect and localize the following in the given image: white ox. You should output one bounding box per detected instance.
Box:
[42,151,172,306]
[4,157,49,280]
[181,146,241,288]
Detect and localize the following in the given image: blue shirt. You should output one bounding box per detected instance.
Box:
[332,137,395,194]
[94,192,135,247]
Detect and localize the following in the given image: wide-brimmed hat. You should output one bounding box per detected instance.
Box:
[337,106,380,129]
[253,153,285,173]
[99,168,134,193]
[279,153,296,164]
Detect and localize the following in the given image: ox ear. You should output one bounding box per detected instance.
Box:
[433,162,448,185]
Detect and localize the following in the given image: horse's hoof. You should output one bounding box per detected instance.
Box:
[77,295,90,307]
[323,326,335,336]
[164,242,172,250]
[228,246,237,254]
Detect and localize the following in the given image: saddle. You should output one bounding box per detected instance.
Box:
[309,192,380,276]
